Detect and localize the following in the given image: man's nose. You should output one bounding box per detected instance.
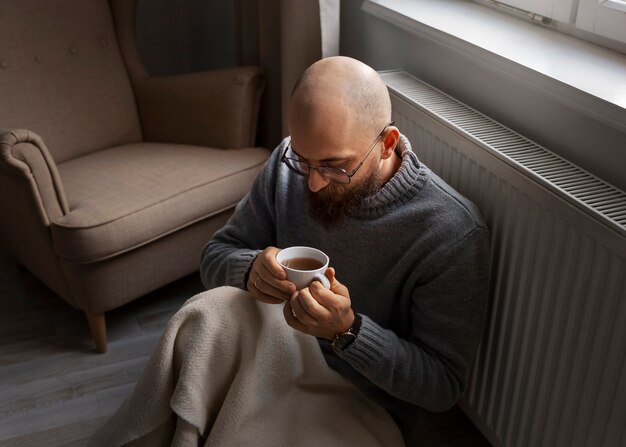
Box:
[308,169,330,192]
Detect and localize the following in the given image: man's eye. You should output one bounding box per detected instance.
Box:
[296,160,310,171]
[318,163,341,172]
[332,161,350,170]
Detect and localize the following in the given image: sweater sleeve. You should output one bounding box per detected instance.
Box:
[335,226,490,412]
[199,147,281,290]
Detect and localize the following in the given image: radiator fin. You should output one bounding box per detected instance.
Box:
[381,71,626,236]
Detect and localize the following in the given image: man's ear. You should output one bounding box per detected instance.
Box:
[381,127,400,160]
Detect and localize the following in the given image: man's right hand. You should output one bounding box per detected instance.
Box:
[247,247,297,304]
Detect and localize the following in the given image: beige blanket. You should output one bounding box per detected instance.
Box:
[89,286,405,447]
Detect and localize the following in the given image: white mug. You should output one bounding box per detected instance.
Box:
[276,246,331,290]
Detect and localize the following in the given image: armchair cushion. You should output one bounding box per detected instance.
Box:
[51,143,269,263]
[134,66,265,149]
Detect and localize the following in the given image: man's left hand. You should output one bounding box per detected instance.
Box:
[283,268,355,340]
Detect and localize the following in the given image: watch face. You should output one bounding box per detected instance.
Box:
[332,332,356,351]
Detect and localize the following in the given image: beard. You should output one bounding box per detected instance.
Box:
[307,168,384,228]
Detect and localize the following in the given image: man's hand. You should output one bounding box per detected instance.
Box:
[247,247,297,304]
[283,268,355,340]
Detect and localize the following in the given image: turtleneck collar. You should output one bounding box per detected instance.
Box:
[355,134,428,218]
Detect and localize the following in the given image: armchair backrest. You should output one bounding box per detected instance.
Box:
[0,0,142,163]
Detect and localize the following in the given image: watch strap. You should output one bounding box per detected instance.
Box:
[331,313,362,351]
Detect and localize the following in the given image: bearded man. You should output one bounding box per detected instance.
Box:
[200,56,490,441]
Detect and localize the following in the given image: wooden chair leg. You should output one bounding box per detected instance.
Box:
[85,312,107,353]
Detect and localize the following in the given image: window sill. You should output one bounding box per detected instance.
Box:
[362,0,626,133]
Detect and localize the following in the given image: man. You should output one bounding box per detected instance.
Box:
[201,56,490,438]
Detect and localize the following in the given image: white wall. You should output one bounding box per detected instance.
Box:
[340,1,626,191]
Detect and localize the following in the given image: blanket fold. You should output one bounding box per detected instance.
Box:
[89,286,404,447]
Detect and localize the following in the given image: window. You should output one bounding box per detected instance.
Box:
[577,0,626,43]
[477,0,626,47]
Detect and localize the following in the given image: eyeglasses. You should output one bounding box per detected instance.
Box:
[281,121,394,185]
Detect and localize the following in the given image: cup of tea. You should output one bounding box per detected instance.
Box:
[276,246,331,290]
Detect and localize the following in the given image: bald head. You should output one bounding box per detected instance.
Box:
[288,57,391,143]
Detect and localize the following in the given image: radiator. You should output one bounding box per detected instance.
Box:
[380,70,626,447]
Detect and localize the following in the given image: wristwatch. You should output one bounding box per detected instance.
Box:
[331,313,362,351]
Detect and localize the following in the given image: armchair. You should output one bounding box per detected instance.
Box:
[0,0,270,352]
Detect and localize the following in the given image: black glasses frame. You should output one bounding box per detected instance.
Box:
[281,121,394,184]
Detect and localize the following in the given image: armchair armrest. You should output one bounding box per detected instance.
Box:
[134,66,265,149]
[0,128,69,224]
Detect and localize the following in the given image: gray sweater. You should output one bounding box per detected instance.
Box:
[200,135,489,422]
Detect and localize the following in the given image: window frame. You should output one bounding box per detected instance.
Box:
[577,0,626,43]
[489,0,626,44]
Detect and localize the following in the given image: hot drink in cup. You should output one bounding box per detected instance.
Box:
[276,246,331,290]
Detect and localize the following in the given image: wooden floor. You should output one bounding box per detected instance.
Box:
[0,248,492,447]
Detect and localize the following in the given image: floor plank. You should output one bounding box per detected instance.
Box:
[0,249,193,445]
[0,416,109,447]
